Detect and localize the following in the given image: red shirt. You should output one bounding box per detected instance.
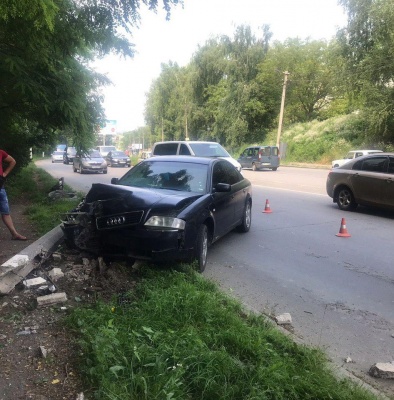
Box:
[0,149,9,176]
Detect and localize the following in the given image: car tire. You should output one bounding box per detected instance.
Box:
[271,167,278,171]
[252,163,257,171]
[195,224,208,273]
[237,199,252,232]
[73,165,77,173]
[103,169,108,174]
[336,186,358,211]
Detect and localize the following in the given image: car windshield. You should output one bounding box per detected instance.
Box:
[87,150,102,158]
[117,160,208,193]
[344,152,354,159]
[188,143,230,157]
[53,151,64,155]
[111,151,126,157]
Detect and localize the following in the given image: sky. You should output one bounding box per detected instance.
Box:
[93,0,348,134]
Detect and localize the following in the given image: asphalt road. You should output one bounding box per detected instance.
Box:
[37,160,394,395]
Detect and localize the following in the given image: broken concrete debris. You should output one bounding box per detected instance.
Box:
[37,292,68,307]
[16,326,38,335]
[369,362,394,379]
[48,267,64,281]
[275,312,292,325]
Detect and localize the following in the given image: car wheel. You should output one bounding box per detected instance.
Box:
[103,169,108,174]
[237,200,252,232]
[195,224,208,273]
[337,186,358,211]
[271,167,278,171]
[51,160,54,163]
[73,165,77,173]
[252,163,257,171]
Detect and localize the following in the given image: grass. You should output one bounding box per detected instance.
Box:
[7,162,82,235]
[66,265,378,400]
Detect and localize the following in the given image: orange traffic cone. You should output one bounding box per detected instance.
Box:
[336,218,351,237]
[262,199,272,213]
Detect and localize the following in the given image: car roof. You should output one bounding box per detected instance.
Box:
[154,141,220,145]
[142,155,219,165]
[348,149,383,153]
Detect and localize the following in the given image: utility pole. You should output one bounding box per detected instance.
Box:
[276,71,290,149]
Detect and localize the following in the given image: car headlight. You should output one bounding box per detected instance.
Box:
[145,216,185,230]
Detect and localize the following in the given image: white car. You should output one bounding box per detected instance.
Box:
[152,141,242,171]
[51,151,64,163]
[331,149,383,168]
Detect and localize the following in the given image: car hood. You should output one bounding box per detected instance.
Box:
[83,183,202,216]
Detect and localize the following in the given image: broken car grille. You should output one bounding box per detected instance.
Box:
[96,211,144,230]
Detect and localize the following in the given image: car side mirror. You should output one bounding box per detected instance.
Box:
[111,178,119,184]
[214,183,231,192]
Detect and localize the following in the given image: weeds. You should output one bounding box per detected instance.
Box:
[7,163,82,235]
[66,266,378,400]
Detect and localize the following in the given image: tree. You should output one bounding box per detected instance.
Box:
[0,0,181,167]
[338,0,394,142]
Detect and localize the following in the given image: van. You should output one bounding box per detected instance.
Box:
[96,145,117,157]
[152,141,242,171]
[238,145,280,171]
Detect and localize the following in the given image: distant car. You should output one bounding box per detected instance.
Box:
[63,146,77,164]
[238,145,280,171]
[331,150,383,168]
[152,141,242,172]
[105,150,130,167]
[73,149,107,174]
[51,151,64,163]
[326,153,394,211]
[62,156,252,272]
[55,144,67,152]
[96,145,117,157]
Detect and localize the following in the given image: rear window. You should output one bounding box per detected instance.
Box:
[189,143,229,157]
[153,143,179,155]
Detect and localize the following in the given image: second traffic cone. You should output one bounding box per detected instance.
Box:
[262,199,272,213]
[336,217,351,237]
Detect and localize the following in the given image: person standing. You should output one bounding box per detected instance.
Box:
[0,149,27,240]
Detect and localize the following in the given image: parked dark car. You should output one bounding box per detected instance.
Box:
[238,145,280,171]
[62,156,252,271]
[63,146,77,164]
[105,150,130,167]
[72,149,107,174]
[326,153,394,211]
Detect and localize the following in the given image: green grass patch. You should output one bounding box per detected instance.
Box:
[66,265,378,400]
[7,163,82,235]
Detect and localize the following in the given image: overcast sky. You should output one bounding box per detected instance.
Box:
[93,0,347,133]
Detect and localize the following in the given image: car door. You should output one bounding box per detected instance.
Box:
[211,161,237,237]
[349,156,388,206]
[211,160,246,237]
[238,148,249,168]
[381,156,394,208]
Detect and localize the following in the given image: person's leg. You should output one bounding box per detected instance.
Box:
[0,189,27,240]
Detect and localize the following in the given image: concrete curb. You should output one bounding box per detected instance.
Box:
[0,225,64,295]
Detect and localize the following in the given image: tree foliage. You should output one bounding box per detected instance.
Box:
[0,0,181,167]
[338,0,394,141]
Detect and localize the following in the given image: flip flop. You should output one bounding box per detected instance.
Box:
[11,236,28,241]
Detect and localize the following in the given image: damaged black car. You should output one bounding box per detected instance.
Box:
[62,156,252,272]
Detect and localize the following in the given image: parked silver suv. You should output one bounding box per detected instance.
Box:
[152,141,242,171]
